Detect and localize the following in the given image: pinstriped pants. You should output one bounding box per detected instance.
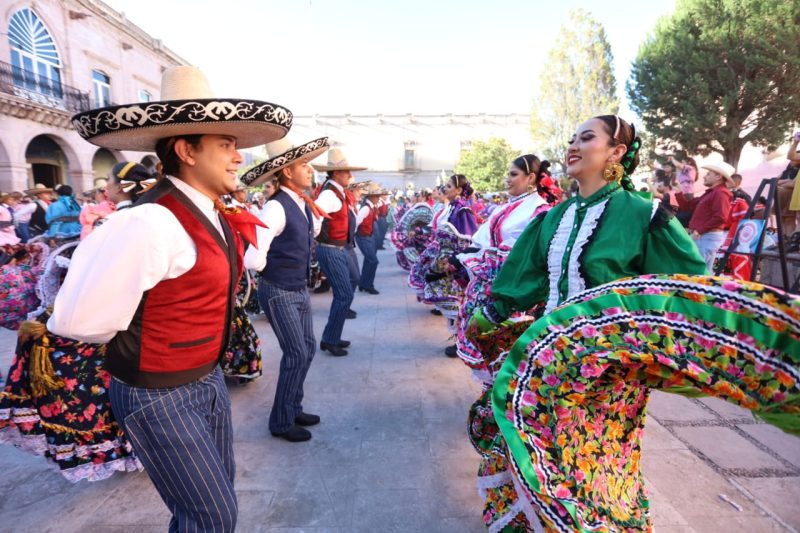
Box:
[345,245,360,291]
[356,233,379,290]
[316,244,354,344]
[258,280,316,433]
[109,367,236,533]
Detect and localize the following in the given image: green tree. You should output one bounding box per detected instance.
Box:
[627,0,800,168]
[530,9,619,173]
[454,138,520,192]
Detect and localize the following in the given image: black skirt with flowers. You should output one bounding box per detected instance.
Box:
[0,328,141,482]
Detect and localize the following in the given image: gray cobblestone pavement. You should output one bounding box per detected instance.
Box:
[0,248,798,532]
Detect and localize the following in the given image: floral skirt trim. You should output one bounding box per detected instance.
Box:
[456,245,513,370]
[221,304,263,380]
[0,332,142,482]
[492,274,800,532]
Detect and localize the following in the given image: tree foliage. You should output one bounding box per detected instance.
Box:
[454,137,520,192]
[530,9,619,173]
[627,0,800,168]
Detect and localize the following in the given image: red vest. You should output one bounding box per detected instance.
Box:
[107,180,242,388]
[378,203,389,218]
[357,204,378,237]
[318,182,353,245]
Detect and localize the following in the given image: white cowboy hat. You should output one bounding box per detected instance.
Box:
[348,180,373,191]
[311,148,367,172]
[71,66,292,151]
[23,183,54,195]
[240,136,329,187]
[701,162,736,186]
[364,182,389,196]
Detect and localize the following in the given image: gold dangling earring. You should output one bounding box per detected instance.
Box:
[527,183,536,194]
[603,161,624,183]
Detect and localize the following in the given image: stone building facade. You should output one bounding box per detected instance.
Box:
[287,113,532,191]
[0,0,187,193]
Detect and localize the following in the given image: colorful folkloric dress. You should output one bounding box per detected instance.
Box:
[469,183,711,530]
[45,196,82,239]
[392,202,434,271]
[410,198,478,323]
[457,192,553,373]
[221,269,263,381]
[0,242,48,330]
[489,275,799,532]
[79,200,117,240]
[0,242,141,482]
[452,192,552,530]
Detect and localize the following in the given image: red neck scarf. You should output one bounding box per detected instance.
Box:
[281,183,331,220]
[214,199,267,247]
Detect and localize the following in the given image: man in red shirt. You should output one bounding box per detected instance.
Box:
[687,161,735,271]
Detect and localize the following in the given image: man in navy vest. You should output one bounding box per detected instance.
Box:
[242,136,330,442]
[313,149,367,356]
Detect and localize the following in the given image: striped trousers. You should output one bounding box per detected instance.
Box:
[356,232,379,290]
[345,244,360,292]
[377,216,389,248]
[316,244,354,344]
[109,367,237,533]
[258,280,316,433]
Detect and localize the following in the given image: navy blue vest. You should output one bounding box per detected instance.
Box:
[262,189,313,290]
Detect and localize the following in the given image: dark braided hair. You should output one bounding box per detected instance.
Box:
[109,161,156,202]
[450,174,473,199]
[594,115,642,191]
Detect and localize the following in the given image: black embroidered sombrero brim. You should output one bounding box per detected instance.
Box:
[240,137,329,187]
[71,98,293,151]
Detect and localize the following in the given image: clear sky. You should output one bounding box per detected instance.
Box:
[105,0,676,117]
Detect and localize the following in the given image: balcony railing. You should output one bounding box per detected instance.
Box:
[0,60,92,113]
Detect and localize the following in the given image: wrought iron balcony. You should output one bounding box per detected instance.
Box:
[0,60,91,114]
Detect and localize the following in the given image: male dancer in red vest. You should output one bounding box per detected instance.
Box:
[355,183,388,294]
[313,149,367,356]
[49,66,289,532]
[241,136,329,442]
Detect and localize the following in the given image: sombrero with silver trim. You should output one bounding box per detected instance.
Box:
[240,136,329,187]
[312,148,367,172]
[71,66,292,151]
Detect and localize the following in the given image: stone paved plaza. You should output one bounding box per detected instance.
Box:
[0,249,799,532]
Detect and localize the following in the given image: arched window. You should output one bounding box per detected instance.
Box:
[7,8,62,97]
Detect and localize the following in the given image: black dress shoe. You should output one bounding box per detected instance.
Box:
[271,425,312,442]
[338,340,351,348]
[346,309,357,319]
[359,287,380,295]
[430,308,442,316]
[320,341,348,356]
[295,412,320,426]
[444,344,458,358]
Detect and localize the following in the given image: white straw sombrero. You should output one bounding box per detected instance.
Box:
[240,137,329,187]
[364,182,389,196]
[71,66,292,151]
[311,148,367,172]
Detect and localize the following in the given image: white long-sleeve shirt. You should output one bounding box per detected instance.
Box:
[355,199,377,226]
[47,176,226,344]
[244,187,322,272]
[14,202,37,223]
[458,193,547,265]
[315,180,346,214]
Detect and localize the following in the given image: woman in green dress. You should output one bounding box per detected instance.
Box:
[466,116,800,531]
